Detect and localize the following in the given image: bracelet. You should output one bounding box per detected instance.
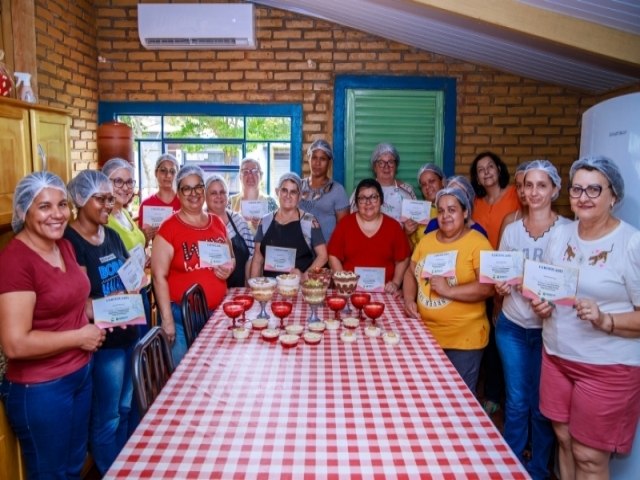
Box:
[608,313,615,334]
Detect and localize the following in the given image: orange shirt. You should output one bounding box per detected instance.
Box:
[472,185,519,249]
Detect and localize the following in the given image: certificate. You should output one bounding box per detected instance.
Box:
[479,250,524,285]
[128,244,146,271]
[264,246,296,273]
[521,260,579,306]
[401,199,432,224]
[241,200,268,220]
[421,251,458,278]
[118,256,147,293]
[92,294,146,329]
[142,206,173,227]
[199,241,233,268]
[355,267,386,292]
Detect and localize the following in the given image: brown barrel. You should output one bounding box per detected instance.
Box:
[97,121,134,168]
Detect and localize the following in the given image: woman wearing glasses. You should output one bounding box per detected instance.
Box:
[138,154,181,241]
[152,165,235,365]
[0,172,105,479]
[532,156,640,479]
[229,157,278,234]
[299,139,350,243]
[250,173,327,279]
[329,178,411,295]
[64,170,137,475]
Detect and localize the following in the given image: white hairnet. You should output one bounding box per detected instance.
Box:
[102,157,134,179]
[307,139,333,160]
[417,163,445,182]
[370,143,400,168]
[524,159,562,201]
[239,157,262,174]
[155,153,179,171]
[12,171,68,233]
[570,155,624,204]
[277,172,302,191]
[435,186,472,221]
[176,165,205,188]
[445,175,476,215]
[515,161,531,174]
[205,173,228,192]
[67,170,112,208]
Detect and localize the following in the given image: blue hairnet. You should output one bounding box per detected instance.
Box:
[12,171,68,233]
[524,159,562,201]
[277,172,302,191]
[417,163,445,182]
[445,175,476,214]
[176,165,205,188]
[570,155,624,204]
[515,161,531,174]
[67,170,112,208]
[307,139,333,160]
[155,153,179,171]
[370,143,400,168]
[435,186,471,219]
[102,157,134,179]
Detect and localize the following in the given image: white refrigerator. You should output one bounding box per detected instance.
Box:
[580,92,640,478]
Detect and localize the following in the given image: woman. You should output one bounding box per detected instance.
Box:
[138,153,181,241]
[228,157,278,234]
[494,160,569,480]
[299,139,350,243]
[152,165,234,365]
[64,170,137,475]
[403,187,494,393]
[205,174,254,287]
[250,173,327,279]
[406,162,445,249]
[329,178,411,295]
[0,172,104,479]
[498,161,531,242]
[532,156,640,479]
[350,143,417,223]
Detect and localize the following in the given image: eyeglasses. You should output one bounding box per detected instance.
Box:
[568,184,610,199]
[157,167,177,176]
[279,187,300,197]
[180,184,205,196]
[357,194,380,204]
[241,168,260,176]
[208,189,227,197]
[92,194,116,206]
[111,178,136,189]
[376,160,396,168]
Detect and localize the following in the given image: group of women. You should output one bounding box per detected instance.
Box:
[1,138,639,480]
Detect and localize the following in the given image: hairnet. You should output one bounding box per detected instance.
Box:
[277,172,302,192]
[417,163,445,182]
[102,157,134,179]
[176,165,205,188]
[205,173,228,192]
[370,143,400,168]
[570,155,624,203]
[445,175,476,214]
[515,161,531,174]
[524,159,562,201]
[155,153,179,171]
[436,186,471,218]
[239,157,262,174]
[67,170,112,208]
[12,171,68,233]
[307,139,333,160]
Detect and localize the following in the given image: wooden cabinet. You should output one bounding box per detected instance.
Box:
[0,97,71,226]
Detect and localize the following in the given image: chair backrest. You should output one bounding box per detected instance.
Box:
[181,283,208,348]
[132,326,175,416]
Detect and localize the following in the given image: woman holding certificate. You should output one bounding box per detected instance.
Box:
[250,173,327,279]
[403,187,494,392]
[229,157,278,234]
[152,165,234,365]
[329,178,411,295]
[494,160,569,480]
[64,170,138,475]
[532,156,640,480]
[0,172,105,479]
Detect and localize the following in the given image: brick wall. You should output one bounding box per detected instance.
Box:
[35,0,99,174]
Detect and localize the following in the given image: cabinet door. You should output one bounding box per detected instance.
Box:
[30,109,71,183]
[0,104,31,225]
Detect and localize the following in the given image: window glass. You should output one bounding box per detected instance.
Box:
[164,116,244,139]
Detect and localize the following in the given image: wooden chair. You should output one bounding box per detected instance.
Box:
[131,326,175,416]
[0,402,26,480]
[180,283,208,348]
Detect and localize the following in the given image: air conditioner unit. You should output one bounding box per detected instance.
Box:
[137,3,256,50]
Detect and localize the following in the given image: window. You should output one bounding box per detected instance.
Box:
[98,102,303,203]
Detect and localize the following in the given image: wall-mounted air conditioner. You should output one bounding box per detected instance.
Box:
[137,3,256,50]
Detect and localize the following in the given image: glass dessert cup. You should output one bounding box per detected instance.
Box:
[276,273,300,299]
[301,279,328,323]
[363,301,385,326]
[248,277,277,320]
[326,294,347,321]
[222,301,245,330]
[350,292,371,320]
[232,294,254,326]
[271,300,293,330]
[307,267,332,289]
[332,271,360,315]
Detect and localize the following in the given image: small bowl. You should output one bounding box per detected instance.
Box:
[325,319,340,331]
[261,328,280,341]
[233,327,250,340]
[303,331,322,345]
[285,324,304,336]
[364,325,381,338]
[383,331,400,345]
[342,317,360,329]
[280,334,299,348]
[251,318,268,330]
[308,321,326,333]
[340,330,357,343]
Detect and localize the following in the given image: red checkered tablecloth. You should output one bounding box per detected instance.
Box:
[106,289,529,479]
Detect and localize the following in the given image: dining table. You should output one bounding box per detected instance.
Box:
[106,288,530,479]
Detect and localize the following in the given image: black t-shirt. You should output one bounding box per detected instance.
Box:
[259,219,314,277]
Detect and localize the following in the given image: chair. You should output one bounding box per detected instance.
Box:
[131,326,175,416]
[181,283,208,348]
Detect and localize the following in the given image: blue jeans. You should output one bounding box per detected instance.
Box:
[157,302,188,366]
[1,361,92,480]
[90,346,134,475]
[496,313,553,480]
[444,348,484,395]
